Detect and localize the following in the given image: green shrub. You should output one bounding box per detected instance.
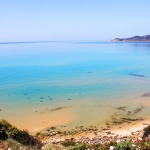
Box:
[0,129,8,140]
[114,141,131,150]
[143,125,150,138]
[68,142,89,150]
[61,140,76,147]
[0,119,42,148]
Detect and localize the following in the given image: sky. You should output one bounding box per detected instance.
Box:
[0,0,150,42]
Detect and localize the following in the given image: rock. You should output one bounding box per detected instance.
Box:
[106,131,111,135]
[131,132,135,135]
[50,127,56,130]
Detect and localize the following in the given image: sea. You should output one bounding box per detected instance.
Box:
[0,41,150,132]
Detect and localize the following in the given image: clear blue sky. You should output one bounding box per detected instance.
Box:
[0,0,150,41]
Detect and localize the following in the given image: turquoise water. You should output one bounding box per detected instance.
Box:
[0,41,150,131]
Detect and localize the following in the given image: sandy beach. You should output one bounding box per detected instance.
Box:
[40,117,150,150]
[1,94,150,136]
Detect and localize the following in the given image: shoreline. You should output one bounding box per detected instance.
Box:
[40,118,150,150]
[1,96,150,134]
[1,94,150,137]
[35,116,150,144]
[1,118,150,150]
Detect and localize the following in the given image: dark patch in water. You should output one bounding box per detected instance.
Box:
[133,105,143,114]
[50,107,64,111]
[129,73,146,78]
[49,98,53,100]
[109,104,144,126]
[24,93,28,95]
[116,107,126,111]
[142,93,150,97]
[40,97,44,99]
[40,106,70,114]
[67,99,71,100]
[127,111,131,115]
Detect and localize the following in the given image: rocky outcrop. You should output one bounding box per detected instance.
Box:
[112,35,150,42]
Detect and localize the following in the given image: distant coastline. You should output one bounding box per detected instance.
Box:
[111,34,150,42]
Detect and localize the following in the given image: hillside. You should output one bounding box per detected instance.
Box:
[112,35,150,42]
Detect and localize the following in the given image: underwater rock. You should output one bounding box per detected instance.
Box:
[133,105,143,114]
[129,73,146,78]
[142,93,150,97]
[113,121,122,125]
[121,117,143,122]
[116,107,126,111]
[40,106,70,114]
[127,111,132,115]
[49,107,66,111]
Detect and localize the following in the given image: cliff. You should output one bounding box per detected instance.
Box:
[112,35,150,42]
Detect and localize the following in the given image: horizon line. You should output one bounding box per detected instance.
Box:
[0,40,110,45]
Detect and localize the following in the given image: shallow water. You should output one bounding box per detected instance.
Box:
[0,41,150,132]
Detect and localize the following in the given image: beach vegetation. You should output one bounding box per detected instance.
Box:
[1,119,150,150]
[143,124,150,138]
[61,140,76,147]
[0,119,42,149]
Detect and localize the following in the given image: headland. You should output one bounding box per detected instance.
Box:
[112,34,150,42]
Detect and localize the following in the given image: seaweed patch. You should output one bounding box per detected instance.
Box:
[142,93,150,97]
[116,107,126,111]
[40,106,71,114]
[129,73,146,78]
[133,105,144,114]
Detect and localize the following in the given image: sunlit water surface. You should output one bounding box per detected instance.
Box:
[0,41,150,131]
